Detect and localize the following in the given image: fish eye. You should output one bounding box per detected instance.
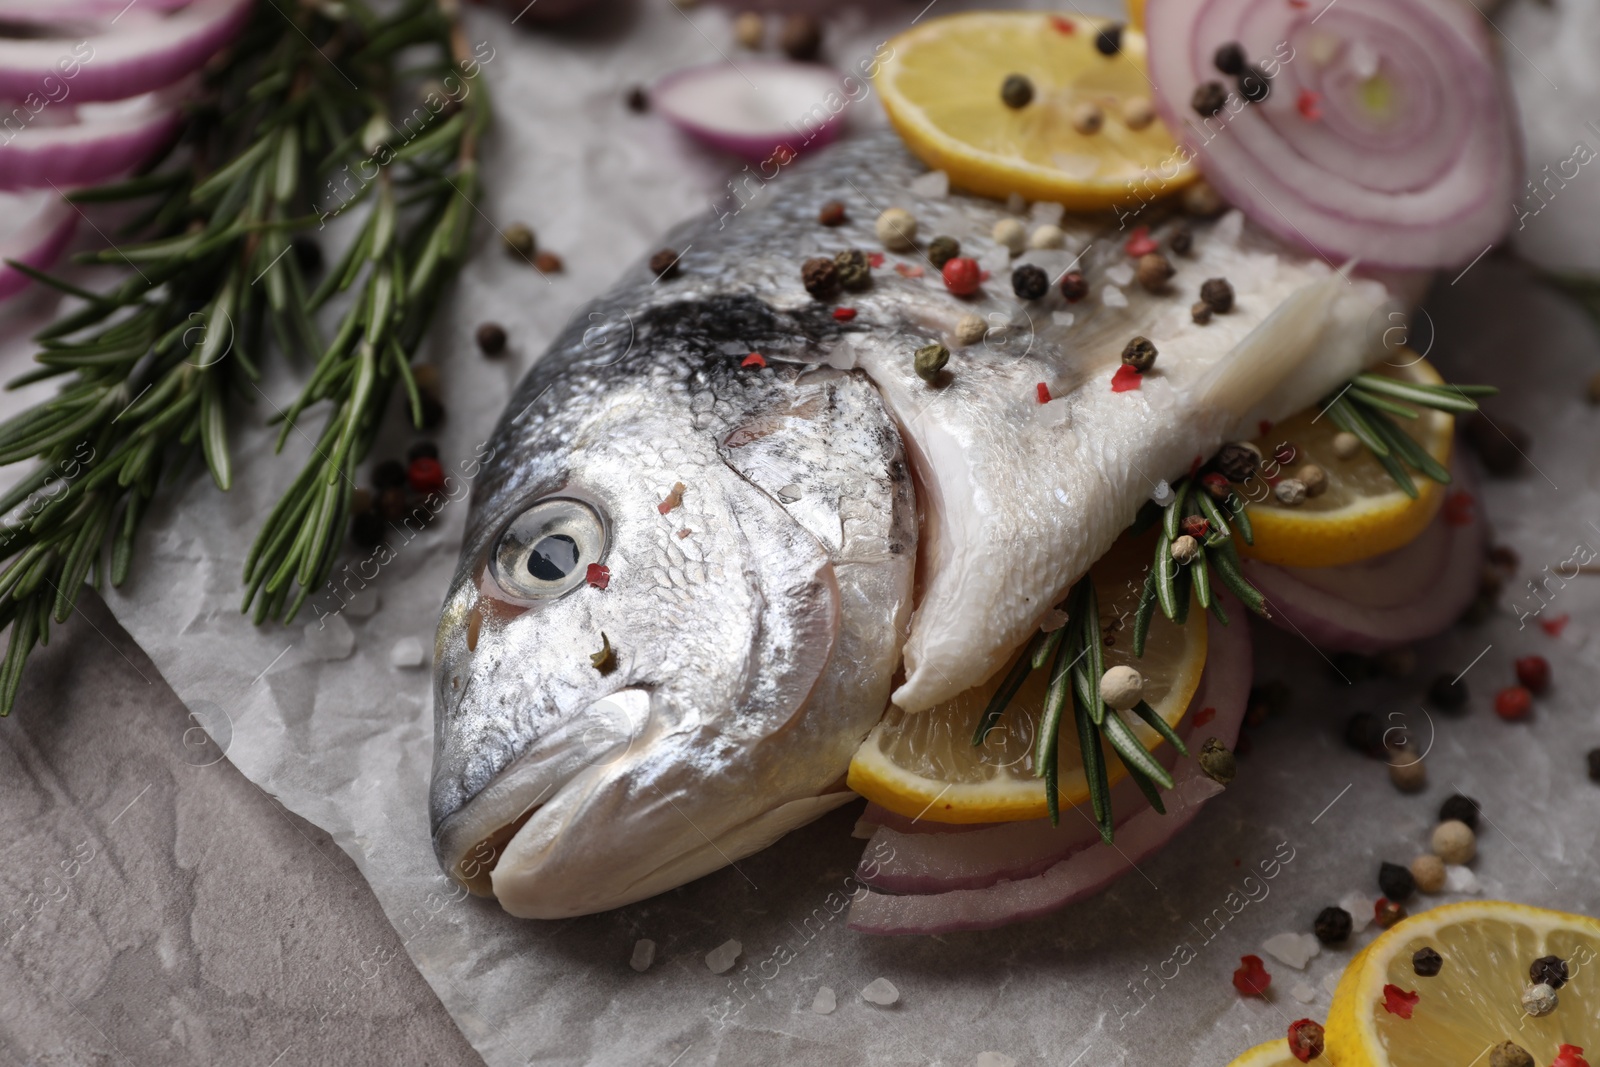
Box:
[490,498,606,600]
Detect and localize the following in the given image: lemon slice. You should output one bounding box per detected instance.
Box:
[847,535,1206,824]
[874,12,1197,210]
[1326,900,1600,1067]
[1225,1040,1304,1067]
[1238,356,1454,569]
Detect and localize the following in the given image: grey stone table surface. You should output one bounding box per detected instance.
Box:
[0,591,484,1067]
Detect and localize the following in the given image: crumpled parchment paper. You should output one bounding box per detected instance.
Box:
[7,1,1599,1064]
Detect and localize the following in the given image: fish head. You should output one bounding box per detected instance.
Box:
[429,355,856,917]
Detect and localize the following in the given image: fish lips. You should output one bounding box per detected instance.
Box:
[432,687,654,894]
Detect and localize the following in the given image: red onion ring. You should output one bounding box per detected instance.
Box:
[0,190,75,300]
[1241,459,1485,653]
[0,0,251,104]
[847,601,1253,934]
[652,60,849,165]
[1144,0,1519,269]
[0,86,184,190]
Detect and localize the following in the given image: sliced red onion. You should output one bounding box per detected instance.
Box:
[0,189,75,300]
[652,60,850,165]
[1241,460,1484,653]
[0,0,251,104]
[1143,0,1519,269]
[0,0,194,24]
[847,601,1253,934]
[0,86,185,191]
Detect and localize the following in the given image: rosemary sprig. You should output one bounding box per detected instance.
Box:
[1328,373,1498,497]
[0,0,487,713]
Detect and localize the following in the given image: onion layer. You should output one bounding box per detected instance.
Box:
[653,61,850,165]
[1242,459,1485,653]
[1143,0,1519,269]
[0,191,76,300]
[847,599,1253,935]
[0,87,185,191]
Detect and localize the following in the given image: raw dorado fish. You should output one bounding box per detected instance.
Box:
[431,132,1393,918]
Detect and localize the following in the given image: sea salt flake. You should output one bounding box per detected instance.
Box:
[1101,285,1129,308]
[1052,311,1076,328]
[861,977,899,1005]
[705,939,742,974]
[1215,209,1245,246]
[825,338,857,371]
[910,170,949,198]
[1106,262,1135,286]
[630,939,656,972]
[345,588,380,618]
[1263,932,1321,970]
[976,1055,1019,1067]
[812,986,837,1014]
[1030,201,1064,226]
[1151,479,1174,506]
[1444,865,1480,894]
[305,614,355,661]
[1040,608,1070,632]
[1291,982,1318,1004]
[1341,892,1374,933]
[389,636,425,669]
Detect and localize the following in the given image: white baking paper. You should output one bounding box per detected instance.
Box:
[4,2,1598,1065]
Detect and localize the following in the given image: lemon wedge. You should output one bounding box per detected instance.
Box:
[874,12,1197,210]
[1326,901,1600,1067]
[1225,1040,1305,1067]
[847,534,1206,824]
[1238,357,1454,569]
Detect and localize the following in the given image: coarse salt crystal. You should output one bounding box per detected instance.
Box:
[1106,262,1135,286]
[1340,892,1374,933]
[305,614,355,661]
[1444,865,1480,894]
[910,170,949,198]
[345,588,380,618]
[826,339,857,371]
[1291,982,1318,1004]
[1040,608,1070,632]
[1052,311,1076,328]
[1263,932,1321,970]
[705,939,742,974]
[1151,480,1174,506]
[812,986,836,1014]
[1030,201,1064,226]
[861,977,899,1005]
[630,939,656,972]
[1101,285,1129,308]
[390,636,426,669]
[976,1055,1019,1067]
[1215,210,1244,246]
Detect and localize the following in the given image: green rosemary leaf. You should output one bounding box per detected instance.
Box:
[1171,563,1191,626]
[1131,698,1189,757]
[65,172,186,203]
[1326,393,1391,457]
[1153,532,1178,619]
[1037,627,1076,826]
[1162,479,1189,541]
[1346,386,1419,420]
[1370,441,1420,498]
[1102,710,1175,790]
[1078,698,1113,842]
[201,374,232,491]
[1031,624,1065,671]
[1366,406,1450,483]
[1194,489,1231,542]
[972,632,1042,747]
[1443,384,1500,398]
[1080,579,1103,726]
[1228,491,1253,545]
[1353,373,1481,413]
[0,260,111,304]
[1132,565,1157,658]
[1115,748,1166,816]
[1191,549,1212,611]
[1209,540,1270,617]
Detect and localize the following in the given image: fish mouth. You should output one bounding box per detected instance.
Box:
[433,688,654,895]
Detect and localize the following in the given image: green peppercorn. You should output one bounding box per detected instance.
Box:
[926,235,961,269]
[914,342,949,383]
[1121,335,1158,372]
[503,222,535,262]
[1198,737,1235,784]
[1001,73,1034,109]
[834,248,872,292]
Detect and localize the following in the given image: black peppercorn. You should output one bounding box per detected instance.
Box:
[625,85,649,113]
[1000,73,1034,109]
[1191,301,1213,325]
[1530,955,1569,989]
[1237,64,1271,104]
[780,14,822,61]
[407,441,439,464]
[1012,264,1049,301]
[835,249,872,292]
[1169,227,1193,255]
[377,487,409,522]
[476,322,507,356]
[372,459,406,491]
[1343,711,1387,759]
[1095,23,1123,56]
[1589,747,1600,783]
[926,236,961,269]
[1214,441,1260,481]
[1438,793,1480,830]
[1192,80,1228,118]
[1121,335,1157,372]
[1427,673,1468,713]
[1379,861,1416,902]
[1313,905,1352,945]
[1213,42,1246,75]
[801,256,840,300]
[650,248,682,279]
[1413,947,1444,978]
[1059,270,1089,302]
[1200,276,1235,313]
[419,394,445,430]
[351,510,385,548]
